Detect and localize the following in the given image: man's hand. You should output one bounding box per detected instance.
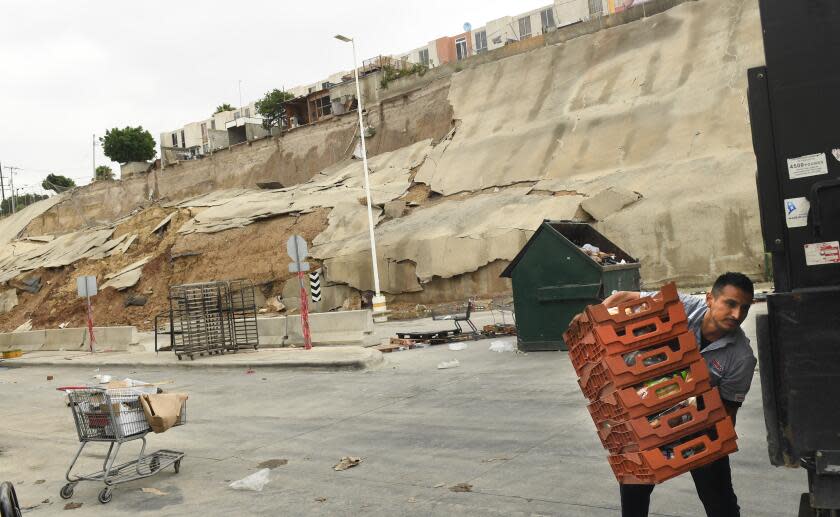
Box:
[602,291,642,308]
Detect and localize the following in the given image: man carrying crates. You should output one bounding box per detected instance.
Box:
[602,272,757,517]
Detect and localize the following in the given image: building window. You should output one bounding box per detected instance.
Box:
[321,82,332,90]
[171,133,177,147]
[419,48,430,66]
[243,107,250,117]
[540,8,556,31]
[180,130,186,148]
[518,16,532,39]
[211,120,216,130]
[201,122,208,143]
[455,37,468,60]
[474,30,487,53]
[313,95,332,119]
[589,0,603,16]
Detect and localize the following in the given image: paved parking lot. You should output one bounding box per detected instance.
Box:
[0,306,805,516]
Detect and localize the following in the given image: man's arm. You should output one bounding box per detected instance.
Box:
[723,400,739,426]
[602,291,641,308]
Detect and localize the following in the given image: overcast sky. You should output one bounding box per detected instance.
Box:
[0,0,551,196]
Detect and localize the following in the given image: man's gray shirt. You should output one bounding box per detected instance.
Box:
[641,292,758,405]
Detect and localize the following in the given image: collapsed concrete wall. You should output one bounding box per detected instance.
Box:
[1,0,769,327]
[23,79,454,237]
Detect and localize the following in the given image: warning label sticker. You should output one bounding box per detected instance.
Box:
[787,153,828,180]
[804,241,840,266]
[784,197,810,228]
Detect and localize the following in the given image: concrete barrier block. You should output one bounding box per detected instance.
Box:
[92,326,137,351]
[45,328,87,350]
[0,332,12,350]
[8,330,47,352]
[257,310,374,346]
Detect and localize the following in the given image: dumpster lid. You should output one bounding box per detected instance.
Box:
[501,220,638,278]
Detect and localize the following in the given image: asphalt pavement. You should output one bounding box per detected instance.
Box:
[0,303,805,516]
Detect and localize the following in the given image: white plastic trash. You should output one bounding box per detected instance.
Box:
[229,468,271,491]
[437,359,460,369]
[448,342,468,351]
[488,341,515,353]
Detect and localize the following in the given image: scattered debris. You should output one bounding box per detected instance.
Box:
[46,376,53,381]
[488,341,515,353]
[481,457,512,463]
[124,294,148,307]
[14,320,33,332]
[150,212,176,234]
[333,456,362,471]
[64,502,83,510]
[11,276,42,294]
[58,322,69,329]
[102,256,152,290]
[449,483,473,493]
[141,487,168,496]
[267,297,286,313]
[437,359,460,369]
[34,479,46,484]
[314,497,327,503]
[433,483,445,488]
[448,342,468,351]
[407,497,417,503]
[257,459,288,469]
[245,368,255,375]
[42,498,50,503]
[229,469,271,491]
[0,288,19,314]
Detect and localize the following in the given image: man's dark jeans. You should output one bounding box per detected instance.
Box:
[619,456,740,517]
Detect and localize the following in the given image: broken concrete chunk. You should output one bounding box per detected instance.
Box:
[383,200,407,219]
[150,212,176,234]
[0,288,18,314]
[579,187,642,221]
[124,294,148,307]
[102,256,152,291]
[11,276,41,294]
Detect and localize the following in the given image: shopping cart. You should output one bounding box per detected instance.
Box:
[60,388,186,504]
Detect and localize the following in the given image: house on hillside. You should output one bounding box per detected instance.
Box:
[397,0,606,67]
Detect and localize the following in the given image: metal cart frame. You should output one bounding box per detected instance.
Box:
[60,388,185,504]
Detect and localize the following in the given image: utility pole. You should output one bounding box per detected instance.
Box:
[92,133,96,180]
[0,161,6,215]
[7,166,18,214]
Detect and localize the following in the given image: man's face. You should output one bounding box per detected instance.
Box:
[705,285,752,334]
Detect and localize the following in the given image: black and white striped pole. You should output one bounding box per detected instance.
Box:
[309,270,322,303]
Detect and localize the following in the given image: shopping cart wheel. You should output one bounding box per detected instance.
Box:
[174,459,181,474]
[59,483,74,499]
[97,488,112,504]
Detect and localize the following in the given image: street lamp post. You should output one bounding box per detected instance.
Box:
[335,34,387,322]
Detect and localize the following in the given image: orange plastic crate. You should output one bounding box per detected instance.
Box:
[564,312,590,349]
[576,332,703,400]
[586,282,681,325]
[608,417,738,484]
[595,389,728,454]
[588,360,712,422]
[590,303,689,355]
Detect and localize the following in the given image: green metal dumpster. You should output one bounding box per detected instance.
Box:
[500,220,640,352]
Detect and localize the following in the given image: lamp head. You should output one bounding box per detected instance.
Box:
[334,34,352,43]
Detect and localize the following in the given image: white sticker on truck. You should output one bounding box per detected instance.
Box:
[787,153,828,180]
[804,241,840,266]
[784,197,810,228]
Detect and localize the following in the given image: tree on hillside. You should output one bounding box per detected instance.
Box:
[255,89,294,129]
[100,126,156,163]
[214,103,234,114]
[95,165,114,181]
[41,174,76,193]
[1,193,48,215]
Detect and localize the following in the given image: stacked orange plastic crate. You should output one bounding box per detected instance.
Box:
[564,283,739,484]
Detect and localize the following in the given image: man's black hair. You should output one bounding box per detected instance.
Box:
[711,272,754,299]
